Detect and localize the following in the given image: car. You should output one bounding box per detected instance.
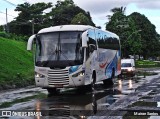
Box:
[121,59,135,76]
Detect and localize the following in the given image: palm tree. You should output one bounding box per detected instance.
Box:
[107,6,126,21]
[111,6,126,14]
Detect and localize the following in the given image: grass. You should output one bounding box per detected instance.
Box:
[128,101,157,108]
[123,114,149,119]
[0,37,34,89]
[0,93,47,108]
[136,71,158,76]
[123,101,156,119]
[136,60,160,68]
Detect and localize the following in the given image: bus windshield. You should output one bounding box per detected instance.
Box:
[36,31,83,68]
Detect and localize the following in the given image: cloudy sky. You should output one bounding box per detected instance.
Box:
[0,0,160,34]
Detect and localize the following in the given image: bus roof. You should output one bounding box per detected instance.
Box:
[38,25,94,34]
[94,28,119,39]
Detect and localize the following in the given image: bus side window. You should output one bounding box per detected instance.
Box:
[88,37,96,53]
[112,38,120,50]
[86,29,96,59]
[86,37,96,59]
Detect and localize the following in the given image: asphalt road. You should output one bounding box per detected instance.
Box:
[0,68,160,119]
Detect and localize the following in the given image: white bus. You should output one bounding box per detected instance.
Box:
[27,25,121,94]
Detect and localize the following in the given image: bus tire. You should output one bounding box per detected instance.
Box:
[91,72,96,92]
[103,69,115,86]
[47,88,59,95]
[76,86,88,94]
[111,69,115,84]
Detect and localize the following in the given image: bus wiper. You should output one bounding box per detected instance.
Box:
[59,50,69,61]
[43,45,58,67]
[59,45,72,65]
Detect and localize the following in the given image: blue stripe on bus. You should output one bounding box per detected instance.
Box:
[105,51,118,78]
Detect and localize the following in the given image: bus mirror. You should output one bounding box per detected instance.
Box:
[80,47,82,54]
[27,34,36,51]
[82,31,88,47]
[89,44,96,53]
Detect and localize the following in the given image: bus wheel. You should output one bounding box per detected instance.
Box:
[76,86,88,94]
[103,71,115,86]
[111,70,115,84]
[47,88,59,95]
[91,73,96,92]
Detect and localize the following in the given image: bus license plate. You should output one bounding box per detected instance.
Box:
[55,84,63,87]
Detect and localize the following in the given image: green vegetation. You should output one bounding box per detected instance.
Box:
[136,71,158,76]
[136,60,160,68]
[128,101,157,108]
[106,7,160,59]
[0,36,34,89]
[2,0,95,36]
[123,114,149,119]
[123,101,156,119]
[0,32,28,41]
[0,93,46,108]
[71,12,92,25]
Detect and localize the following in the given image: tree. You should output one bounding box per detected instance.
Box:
[9,2,52,35]
[49,0,95,26]
[106,7,142,58]
[127,32,142,57]
[106,8,160,59]
[8,0,95,36]
[107,6,126,21]
[0,25,4,32]
[71,13,92,25]
[111,6,126,14]
[129,12,159,59]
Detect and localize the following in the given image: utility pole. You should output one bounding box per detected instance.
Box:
[6,8,9,33]
[32,18,34,34]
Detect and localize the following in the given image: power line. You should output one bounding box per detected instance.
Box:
[0,0,50,24]
[0,11,15,18]
[0,11,31,23]
[2,0,48,14]
[1,0,17,7]
[21,0,30,3]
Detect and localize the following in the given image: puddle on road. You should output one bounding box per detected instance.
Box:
[15,87,122,117]
[117,79,137,95]
[23,79,138,117]
[129,79,133,89]
[140,96,153,100]
[0,75,149,118]
[0,93,47,109]
[148,91,158,96]
[0,87,47,105]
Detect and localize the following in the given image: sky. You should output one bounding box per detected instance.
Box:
[0,0,160,34]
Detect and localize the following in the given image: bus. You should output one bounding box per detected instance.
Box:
[27,25,121,94]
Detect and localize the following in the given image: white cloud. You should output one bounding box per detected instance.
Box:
[0,9,19,25]
[136,0,160,9]
[148,16,160,34]
[26,0,57,5]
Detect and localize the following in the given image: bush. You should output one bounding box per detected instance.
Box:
[0,32,28,41]
[136,60,160,68]
[0,32,10,38]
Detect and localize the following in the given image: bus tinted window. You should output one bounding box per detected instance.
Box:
[86,29,96,58]
[97,34,119,50]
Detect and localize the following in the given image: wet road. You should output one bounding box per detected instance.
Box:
[0,69,160,119]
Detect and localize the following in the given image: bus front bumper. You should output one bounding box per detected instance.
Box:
[35,76,85,88]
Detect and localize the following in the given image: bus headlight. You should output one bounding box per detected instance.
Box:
[72,70,85,77]
[35,72,45,78]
